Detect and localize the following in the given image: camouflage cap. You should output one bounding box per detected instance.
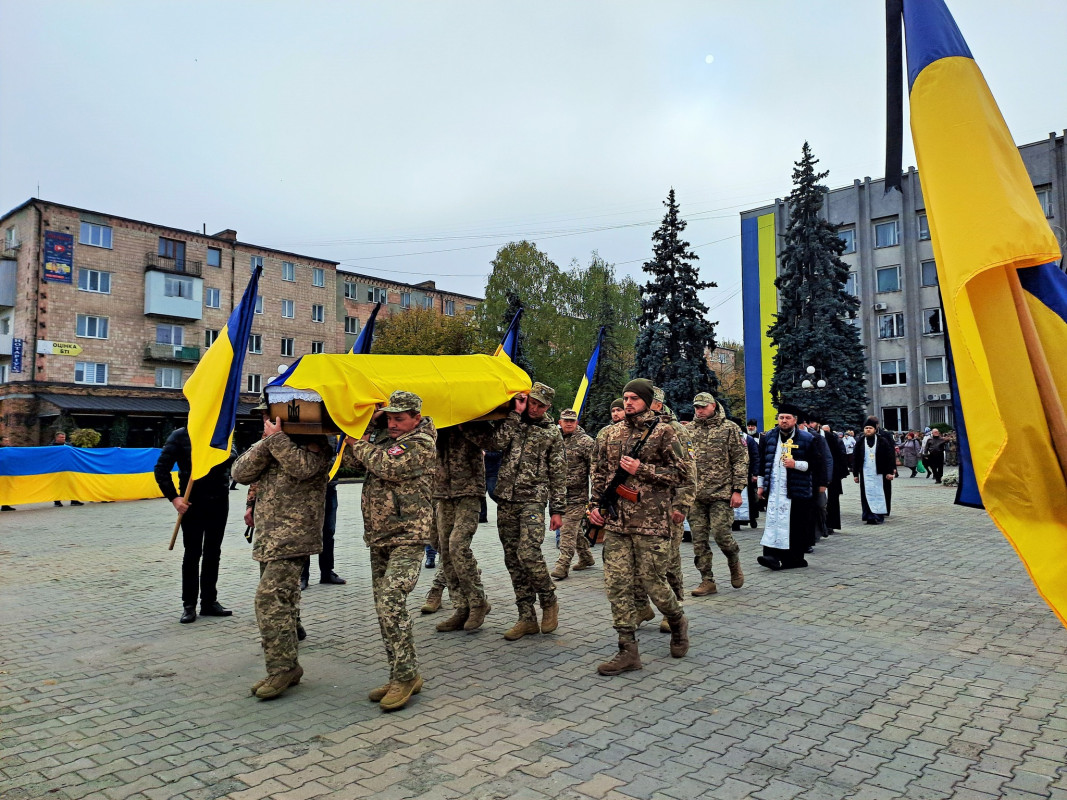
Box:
[528,382,555,405]
[652,386,665,403]
[559,408,578,420]
[253,392,270,413]
[382,390,422,414]
[693,392,716,407]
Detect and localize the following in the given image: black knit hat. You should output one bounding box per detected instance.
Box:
[623,378,655,408]
[610,398,625,410]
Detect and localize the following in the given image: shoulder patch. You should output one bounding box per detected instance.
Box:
[387,443,407,457]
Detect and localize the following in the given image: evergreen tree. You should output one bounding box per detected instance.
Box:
[632,189,720,413]
[768,142,867,431]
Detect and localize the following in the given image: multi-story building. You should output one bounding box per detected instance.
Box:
[740,130,1065,432]
[0,199,481,446]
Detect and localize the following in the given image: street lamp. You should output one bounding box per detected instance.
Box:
[801,365,828,390]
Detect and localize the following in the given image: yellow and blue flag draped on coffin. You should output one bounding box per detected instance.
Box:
[898,0,1067,624]
[272,354,532,441]
[0,446,177,505]
[183,265,261,481]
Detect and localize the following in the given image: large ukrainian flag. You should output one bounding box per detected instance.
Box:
[0,447,176,505]
[183,266,262,480]
[900,0,1067,623]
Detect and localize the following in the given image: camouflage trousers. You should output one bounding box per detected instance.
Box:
[496,500,556,622]
[634,520,684,606]
[554,501,593,569]
[436,497,486,610]
[690,499,740,581]
[604,531,682,635]
[370,545,423,683]
[255,557,303,674]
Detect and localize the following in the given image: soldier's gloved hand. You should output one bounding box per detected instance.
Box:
[549,513,562,531]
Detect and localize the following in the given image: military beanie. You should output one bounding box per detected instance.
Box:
[623,378,655,408]
[610,398,624,410]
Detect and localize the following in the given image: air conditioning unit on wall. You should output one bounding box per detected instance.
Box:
[940,393,952,401]
[926,394,937,401]
[873,302,888,311]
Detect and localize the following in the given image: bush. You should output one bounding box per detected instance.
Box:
[69,428,102,448]
[932,423,954,434]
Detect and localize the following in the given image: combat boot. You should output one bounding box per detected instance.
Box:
[436,607,470,632]
[659,617,671,633]
[420,586,443,614]
[728,557,745,589]
[550,562,568,581]
[463,603,491,631]
[380,675,423,711]
[635,604,656,625]
[503,618,540,641]
[369,675,422,703]
[540,602,558,634]
[573,555,595,571]
[597,640,642,676]
[254,665,303,700]
[691,579,718,597]
[668,614,689,658]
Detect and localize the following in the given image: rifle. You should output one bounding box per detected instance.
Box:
[586,420,659,545]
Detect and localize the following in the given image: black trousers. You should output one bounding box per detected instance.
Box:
[181,496,228,607]
[302,483,338,582]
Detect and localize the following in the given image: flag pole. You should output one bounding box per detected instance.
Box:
[167,479,195,550]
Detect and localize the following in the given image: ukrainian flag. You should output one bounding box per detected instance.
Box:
[0,446,177,505]
[183,266,262,480]
[351,302,381,354]
[493,308,523,359]
[571,326,605,421]
[899,0,1067,623]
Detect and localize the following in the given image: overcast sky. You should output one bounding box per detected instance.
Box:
[2,1,1064,341]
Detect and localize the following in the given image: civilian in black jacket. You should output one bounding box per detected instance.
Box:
[820,424,849,532]
[154,428,235,623]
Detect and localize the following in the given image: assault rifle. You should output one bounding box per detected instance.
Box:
[586,420,658,546]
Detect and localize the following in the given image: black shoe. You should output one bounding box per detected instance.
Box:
[54,501,63,507]
[297,624,307,641]
[1,505,14,511]
[749,520,757,528]
[478,516,488,523]
[320,571,346,585]
[425,556,436,568]
[805,546,815,554]
[731,521,741,531]
[200,601,232,617]
[300,577,309,591]
[70,501,84,506]
[757,555,782,571]
[180,606,196,624]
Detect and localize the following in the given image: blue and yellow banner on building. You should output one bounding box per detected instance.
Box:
[0,446,177,505]
[741,212,778,430]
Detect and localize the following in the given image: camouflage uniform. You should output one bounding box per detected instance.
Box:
[343,395,437,684]
[553,422,595,575]
[689,399,749,582]
[490,386,566,624]
[232,432,333,676]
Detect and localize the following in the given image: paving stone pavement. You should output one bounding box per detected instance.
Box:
[2,476,1066,800]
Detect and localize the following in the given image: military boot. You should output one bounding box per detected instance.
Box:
[728,557,745,588]
[255,665,303,700]
[597,640,642,676]
[369,675,422,703]
[659,617,671,633]
[540,602,559,634]
[691,579,718,597]
[436,607,470,632]
[550,561,568,581]
[380,675,423,711]
[503,618,540,641]
[668,614,690,658]
[420,586,443,614]
[636,604,656,625]
[573,555,596,571]
[463,602,491,631]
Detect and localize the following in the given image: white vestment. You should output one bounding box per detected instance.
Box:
[861,440,888,514]
[760,434,808,550]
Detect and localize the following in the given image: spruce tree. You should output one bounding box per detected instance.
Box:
[632,189,720,412]
[768,142,867,431]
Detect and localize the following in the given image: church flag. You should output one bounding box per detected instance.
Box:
[351,302,381,354]
[571,326,605,421]
[493,307,523,359]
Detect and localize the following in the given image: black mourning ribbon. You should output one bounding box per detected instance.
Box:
[885,0,904,195]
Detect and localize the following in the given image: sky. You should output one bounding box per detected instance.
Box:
[2,1,1064,342]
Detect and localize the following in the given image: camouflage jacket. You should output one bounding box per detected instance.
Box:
[231,433,333,562]
[433,424,490,500]
[488,411,566,515]
[689,403,750,503]
[343,417,437,547]
[591,409,687,538]
[660,410,696,516]
[561,427,594,504]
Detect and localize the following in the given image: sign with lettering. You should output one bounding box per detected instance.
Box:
[11,337,22,372]
[43,231,74,283]
[36,340,83,357]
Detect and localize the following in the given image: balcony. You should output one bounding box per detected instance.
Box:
[0,333,12,356]
[144,342,201,363]
[144,252,203,277]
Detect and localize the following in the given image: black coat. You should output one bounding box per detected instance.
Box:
[154,428,233,502]
[851,434,896,476]
[759,427,824,500]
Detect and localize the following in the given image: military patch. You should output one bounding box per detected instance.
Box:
[387,443,407,457]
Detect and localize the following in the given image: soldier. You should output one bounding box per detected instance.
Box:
[551,409,595,580]
[688,392,749,596]
[590,378,690,675]
[231,416,333,700]
[342,391,437,711]
[431,423,493,633]
[489,382,566,641]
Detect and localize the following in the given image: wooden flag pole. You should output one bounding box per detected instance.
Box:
[167,479,196,550]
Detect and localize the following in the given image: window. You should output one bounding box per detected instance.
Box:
[281,299,295,318]
[923,307,944,335]
[312,267,325,287]
[878,313,905,339]
[155,367,182,389]
[250,296,262,315]
[4,226,16,249]
[283,261,295,282]
[844,272,857,296]
[250,255,263,272]
[79,222,112,249]
[925,356,948,384]
[465,304,476,312]
[311,304,324,323]
[248,333,262,354]
[345,316,360,334]
[164,275,193,298]
[344,282,358,299]
[205,288,221,309]
[75,361,108,385]
[881,406,909,432]
[0,316,9,335]
[917,213,930,241]
[874,219,899,248]
[400,292,411,310]
[158,237,187,268]
[311,341,325,354]
[929,405,954,426]
[0,364,8,383]
[246,373,262,393]
[921,260,938,287]
[156,324,184,346]
[76,314,109,339]
[78,268,111,294]
[368,287,387,304]
[838,227,856,255]
[207,247,221,268]
[205,329,220,347]
[876,266,901,293]
[1035,187,1052,217]
[281,337,294,357]
[444,300,455,316]
[422,295,434,309]
[879,359,907,386]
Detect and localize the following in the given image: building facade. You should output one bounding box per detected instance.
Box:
[741,130,1065,432]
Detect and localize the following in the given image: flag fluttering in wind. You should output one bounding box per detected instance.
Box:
[493,307,523,359]
[183,266,262,480]
[889,0,1067,624]
[351,302,382,354]
[571,326,605,421]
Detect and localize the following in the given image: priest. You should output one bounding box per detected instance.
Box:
[755,404,824,570]
[852,417,896,525]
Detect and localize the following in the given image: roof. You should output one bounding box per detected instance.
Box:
[337,267,484,302]
[36,393,255,416]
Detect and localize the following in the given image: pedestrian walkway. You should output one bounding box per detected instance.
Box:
[2,477,1065,799]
